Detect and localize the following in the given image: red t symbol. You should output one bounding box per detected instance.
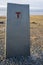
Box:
[16,12,21,18]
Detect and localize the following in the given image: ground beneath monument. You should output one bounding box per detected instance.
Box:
[0,16,43,65]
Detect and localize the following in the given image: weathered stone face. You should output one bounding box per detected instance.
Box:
[6,3,30,58]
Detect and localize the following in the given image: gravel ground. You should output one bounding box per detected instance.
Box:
[0,56,43,65]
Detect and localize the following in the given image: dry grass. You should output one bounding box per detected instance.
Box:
[30,15,43,59]
[0,15,43,61]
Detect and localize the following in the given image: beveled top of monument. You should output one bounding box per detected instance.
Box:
[7,3,29,5]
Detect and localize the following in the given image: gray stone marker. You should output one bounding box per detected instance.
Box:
[6,3,30,58]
